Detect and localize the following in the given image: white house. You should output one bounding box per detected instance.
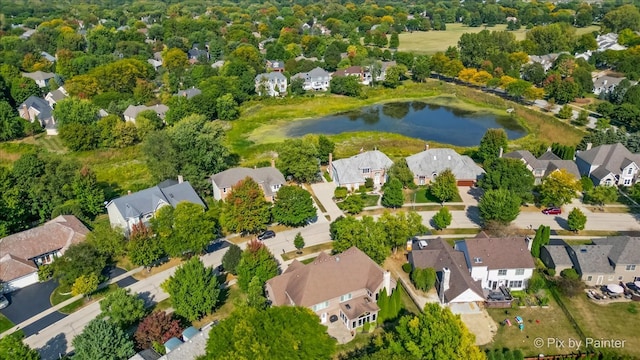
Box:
[255,72,287,97]
[123,104,169,123]
[329,150,393,191]
[576,143,640,186]
[290,67,331,91]
[45,86,68,107]
[455,233,535,291]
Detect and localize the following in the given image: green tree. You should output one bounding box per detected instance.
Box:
[246,276,267,309]
[340,195,364,214]
[294,232,305,254]
[52,242,107,287]
[99,288,146,328]
[432,206,452,230]
[602,5,640,32]
[478,189,521,225]
[389,32,400,49]
[87,220,127,259]
[0,100,25,141]
[272,185,316,227]
[381,177,404,208]
[0,332,40,360]
[540,169,581,206]
[567,207,587,232]
[205,306,335,359]
[161,257,221,322]
[72,318,135,360]
[324,42,342,71]
[128,222,163,269]
[378,211,426,253]
[216,93,239,120]
[557,104,573,120]
[411,267,436,291]
[277,139,319,183]
[72,273,99,298]
[479,158,535,203]
[168,202,216,256]
[330,216,389,264]
[430,169,458,203]
[530,225,550,259]
[478,128,508,163]
[330,76,362,97]
[236,241,279,291]
[584,185,617,207]
[290,77,305,96]
[317,135,335,165]
[72,167,105,219]
[389,158,415,188]
[221,244,242,275]
[412,55,431,83]
[222,177,271,234]
[383,64,408,89]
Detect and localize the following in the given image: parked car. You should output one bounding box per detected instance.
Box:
[542,207,562,215]
[257,230,276,241]
[0,294,9,309]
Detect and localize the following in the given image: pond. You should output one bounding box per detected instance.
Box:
[285,101,527,146]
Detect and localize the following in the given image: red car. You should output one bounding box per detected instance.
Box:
[542,207,562,215]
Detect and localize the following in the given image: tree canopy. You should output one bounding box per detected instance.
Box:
[272,185,317,227]
[222,177,272,234]
[99,288,147,328]
[72,318,135,360]
[479,157,535,203]
[478,188,521,225]
[236,240,279,291]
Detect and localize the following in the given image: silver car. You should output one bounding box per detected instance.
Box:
[0,294,8,309]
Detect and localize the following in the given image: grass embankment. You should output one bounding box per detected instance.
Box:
[398,24,600,55]
[0,314,14,334]
[281,242,333,261]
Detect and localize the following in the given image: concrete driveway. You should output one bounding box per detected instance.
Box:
[310,182,344,222]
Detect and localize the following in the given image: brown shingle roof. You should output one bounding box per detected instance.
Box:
[463,236,535,270]
[0,254,37,282]
[266,247,390,307]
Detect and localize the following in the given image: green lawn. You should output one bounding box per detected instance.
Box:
[362,194,380,207]
[405,187,462,203]
[50,284,74,307]
[398,24,600,55]
[58,283,120,314]
[281,242,333,261]
[0,313,14,334]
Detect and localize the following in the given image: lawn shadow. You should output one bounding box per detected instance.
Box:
[37,332,68,360]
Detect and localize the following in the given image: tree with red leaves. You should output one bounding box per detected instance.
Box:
[134,311,183,350]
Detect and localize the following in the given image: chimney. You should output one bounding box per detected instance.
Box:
[425,143,429,151]
[270,158,275,168]
[442,267,451,292]
[547,146,552,152]
[328,153,333,176]
[383,271,392,294]
[178,175,184,183]
[586,142,592,151]
[22,104,30,121]
[127,190,132,195]
[525,236,533,251]
[499,147,504,158]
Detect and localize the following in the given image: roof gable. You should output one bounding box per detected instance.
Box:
[463,237,535,270]
[406,149,485,180]
[211,167,286,197]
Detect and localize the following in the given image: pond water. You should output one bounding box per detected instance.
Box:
[285,101,526,146]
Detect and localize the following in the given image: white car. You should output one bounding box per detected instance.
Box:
[0,295,8,310]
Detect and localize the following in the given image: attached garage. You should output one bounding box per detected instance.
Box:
[5,272,39,292]
[456,180,476,186]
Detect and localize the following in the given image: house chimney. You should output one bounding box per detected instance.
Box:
[499,147,504,158]
[270,158,275,168]
[178,175,184,183]
[525,236,533,251]
[328,153,333,176]
[425,143,429,151]
[22,104,30,121]
[586,142,592,151]
[547,146,552,152]
[442,267,451,292]
[383,271,392,294]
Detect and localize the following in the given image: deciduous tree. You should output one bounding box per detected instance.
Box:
[272,185,317,227]
[478,189,521,225]
[339,194,364,214]
[381,177,404,208]
[294,232,305,254]
[52,242,107,287]
[246,276,267,309]
[99,288,146,328]
[134,311,182,351]
[72,273,99,298]
[479,158,535,203]
[317,135,335,165]
[236,240,279,291]
[432,207,452,230]
[540,169,581,206]
[430,169,458,203]
[411,267,436,291]
[277,139,319,183]
[567,208,587,232]
[0,332,40,360]
[222,177,271,234]
[478,128,508,163]
[72,318,135,360]
[128,222,164,269]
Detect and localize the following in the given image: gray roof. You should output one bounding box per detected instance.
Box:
[542,245,573,267]
[331,150,393,185]
[211,167,285,198]
[20,96,53,122]
[593,76,625,89]
[22,70,55,82]
[106,180,205,221]
[174,88,202,99]
[504,150,580,180]
[255,72,286,82]
[41,51,56,62]
[406,148,485,181]
[408,238,484,303]
[592,236,640,265]
[129,349,162,360]
[291,67,331,82]
[159,322,215,360]
[47,87,68,102]
[571,245,615,274]
[576,143,640,181]
[123,104,169,120]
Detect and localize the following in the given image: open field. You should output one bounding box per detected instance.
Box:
[398,24,600,55]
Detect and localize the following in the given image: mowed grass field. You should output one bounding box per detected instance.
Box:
[398,23,600,55]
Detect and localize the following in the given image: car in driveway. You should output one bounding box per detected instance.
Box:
[0,294,9,310]
[257,230,276,241]
[542,207,562,215]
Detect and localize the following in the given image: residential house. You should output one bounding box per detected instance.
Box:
[210,164,286,202]
[156,323,216,360]
[542,237,640,286]
[210,60,225,69]
[174,87,202,99]
[406,146,485,186]
[333,66,365,83]
[0,215,89,291]
[45,86,68,108]
[22,71,56,88]
[258,38,276,52]
[123,104,169,123]
[364,61,397,84]
[575,142,640,186]
[266,60,285,73]
[290,67,331,91]
[592,74,627,96]
[106,177,206,235]
[455,233,535,291]
[596,33,627,52]
[265,247,395,330]
[148,58,162,71]
[188,44,209,62]
[41,51,56,63]
[19,28,36,40]
[540,240,579,275]
[255,72,287,97]
[329,150,393,190]
[527,53,565,72]
[18,96,56,135]
[504,148,580,185]
[408,238,485,304]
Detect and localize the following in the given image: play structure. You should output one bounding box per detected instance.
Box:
[515,316,524,331]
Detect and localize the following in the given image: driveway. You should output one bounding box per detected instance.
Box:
[1,280,58,325]
[310,182,344,222]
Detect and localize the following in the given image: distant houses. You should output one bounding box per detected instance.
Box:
[504,148,580,185]
[255,72,287,97]
[18,96,57,135]
[576,143,640,186]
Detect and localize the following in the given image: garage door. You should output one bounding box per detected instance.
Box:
[457,180,475,186]
[7,272,39,292]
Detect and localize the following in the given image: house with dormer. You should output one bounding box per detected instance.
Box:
[290,67,331,91]
[106,177,205,236]
[575,143,640,186]
[210,163,286,202]
[329,150,393,191]
[406,146,485,186]
[265,247,395,330]
[255,72,287,97]
[504,148,580,185]
[18,96,57,135]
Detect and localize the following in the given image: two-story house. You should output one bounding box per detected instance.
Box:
[0,215,89,291]
[106,177,205,236]
[504,148,580,185]
[329,150,393,191]
[290,67,331,91]
[210,164,286,202]
[265,60,285,73]
[265,247,394,330]
[406,146,485,186]
[333,66,365,83]
[541,236,640,286]
[18,96,56,135]
[575,143,640,186]
[455,233,535,291]
[22,70,56,88]
[45,86,68,108]
[255,72,287,97]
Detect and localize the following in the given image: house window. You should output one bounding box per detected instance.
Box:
[515,269,525,276]
[508,281,523,288]
[340,293,352,302]
[624,179,632,185]
[627,265,637,271]
[272,184,281,191]
[312,301,329,311]
[473,257,482,264]
[628,168,633,175]
[222,188,227,193]
[498,269,507,276]
[366,289,372,297]
[587,276,592,281]
[362,168,370,174]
